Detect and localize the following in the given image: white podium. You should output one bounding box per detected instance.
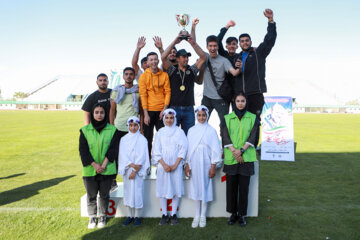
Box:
[81,162,258,218]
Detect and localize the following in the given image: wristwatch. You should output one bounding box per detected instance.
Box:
[240,148,245,156]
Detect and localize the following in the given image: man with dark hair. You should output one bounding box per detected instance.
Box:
[82,73,111,125]
[201,35,241,130]
[234,9,277,147]
[139,52,171,157]
[217,20,239,64]
[132,36,164,81]
[168,47,177,66]
[161,31,206,135]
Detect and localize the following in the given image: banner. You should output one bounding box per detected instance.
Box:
[261,96,295,161]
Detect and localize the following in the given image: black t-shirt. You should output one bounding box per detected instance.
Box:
[168,64,198,106]
[81,89,112,122]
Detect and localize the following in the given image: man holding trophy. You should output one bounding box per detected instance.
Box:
[161,15,206,135]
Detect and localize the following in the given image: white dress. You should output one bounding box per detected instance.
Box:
[186,122,222,202]
[118,131,149,208]
[152,125,188,199]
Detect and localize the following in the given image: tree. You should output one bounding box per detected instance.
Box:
[13,92,29,100]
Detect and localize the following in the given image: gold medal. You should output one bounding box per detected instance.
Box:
[180,85,185,91]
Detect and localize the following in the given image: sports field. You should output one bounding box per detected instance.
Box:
[0,111,359,240]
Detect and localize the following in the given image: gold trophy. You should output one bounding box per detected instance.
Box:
[176,14,190,40]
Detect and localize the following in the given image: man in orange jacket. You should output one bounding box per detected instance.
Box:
[139,52,171,158]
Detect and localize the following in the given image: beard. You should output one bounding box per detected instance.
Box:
[170,59,176,63]
[98,85,107,90]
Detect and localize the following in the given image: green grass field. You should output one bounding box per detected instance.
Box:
[0,111,359,240]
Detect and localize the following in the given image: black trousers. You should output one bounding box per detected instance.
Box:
[143,111,164,158]
[201,96,230,128]
[226,174,251,216]
[83,176,113,217]
[246,93,264,147]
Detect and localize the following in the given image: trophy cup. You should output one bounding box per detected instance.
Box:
[176,14,190,40]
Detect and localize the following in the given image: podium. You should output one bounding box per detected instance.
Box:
[81,162,258,218]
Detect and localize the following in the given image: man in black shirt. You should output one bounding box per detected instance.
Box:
[162,33,206,135]
[82,73,112,125]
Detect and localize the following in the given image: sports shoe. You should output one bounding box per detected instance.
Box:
[122,217,133,226]
[239,216,247,227]
[159,214,169,225]
[170,214,179,225]
[97,216,106,228]
[88,217,97,229]
[134,217,142,226]
[199,216,206,228]
[191,217,200,228]
[110,180,118,192]
[227,213,238,225]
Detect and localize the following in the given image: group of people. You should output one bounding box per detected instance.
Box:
[79,9,277,229]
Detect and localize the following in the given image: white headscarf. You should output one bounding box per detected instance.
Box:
[186,105,222,166]
[118,116,149,176]
[162,108,178,137]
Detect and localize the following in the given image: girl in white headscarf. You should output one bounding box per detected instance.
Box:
[118,116,149,227]
[185,105,222,228]
[152,108,188,225]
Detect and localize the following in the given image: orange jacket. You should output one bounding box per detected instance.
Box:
[139,68,171,111]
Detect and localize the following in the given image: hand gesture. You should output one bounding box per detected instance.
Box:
[153,36,163,49]
[192,17,199,27]
[226,20,236,29]
[133,164,142,172]
[263,9,273,20]
[163,163,171,173]
[175,33,183,44]
[129,170,136,180]
[93,163,103,174]
[231,148,241,159]
[137,36,146,49]
[170,163,178,172]
[236,155,244,164]
[209,166,216,178]
[185,164,191,178]
[235,59,243,69]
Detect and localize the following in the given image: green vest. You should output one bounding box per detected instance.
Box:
[224,111,257,165]
[81,123,117,177]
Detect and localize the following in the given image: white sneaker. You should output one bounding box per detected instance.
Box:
[192,217,200,228]
[199,217,206,228]
[88,217,97,229]
[97,216,106,228]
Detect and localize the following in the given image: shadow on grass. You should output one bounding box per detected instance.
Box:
[0,173,26,180]
[0,175,75,206]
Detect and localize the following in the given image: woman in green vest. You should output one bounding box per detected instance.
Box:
[222,92,259,227]
[79,103,120,229]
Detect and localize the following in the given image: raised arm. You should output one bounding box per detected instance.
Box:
[131,37,146,76]
[191,17,199,42]
[161,33,182,71]
[217,20,236,57]
[257,9,277,57]
[153,36,164,55]
[187,34,206,70]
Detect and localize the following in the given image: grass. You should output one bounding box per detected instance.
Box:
[0,111,359,240]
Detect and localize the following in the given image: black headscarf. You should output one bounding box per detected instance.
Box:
[90,103,107,133]
[234,94,248,120]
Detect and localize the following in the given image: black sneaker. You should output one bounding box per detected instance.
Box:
[239,216,247,227]
[134,217,142,226]
[170,214,178,225]
[228,213,238,225]
[159,214,169,225]
[122,217,134,226]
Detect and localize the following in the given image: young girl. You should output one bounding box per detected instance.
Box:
[152,108,188,225]
[185,105,222,228]
[79,103,120,229]
[222,92,258,227]
[118,116,149,226]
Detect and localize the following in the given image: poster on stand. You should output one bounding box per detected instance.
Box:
[261,96,295,161]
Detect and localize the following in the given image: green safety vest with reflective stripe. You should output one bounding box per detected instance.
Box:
[81,123,117,177]
[224,111,257,165]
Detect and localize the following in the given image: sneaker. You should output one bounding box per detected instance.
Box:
[191,217,200,228]
[134,217,142,226]
[239,216,247,227]
[122,217,133,226]
[159,214,169,225]
[88,217,97,229]
[97,216,106,228]
[110,180,118,192]
[227,213,238,225]
[199,217,206,228]
[170,214,178,225]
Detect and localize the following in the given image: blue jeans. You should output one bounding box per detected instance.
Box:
[171,106,195,135]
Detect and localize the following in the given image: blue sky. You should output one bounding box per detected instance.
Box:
[0,0,359,104]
